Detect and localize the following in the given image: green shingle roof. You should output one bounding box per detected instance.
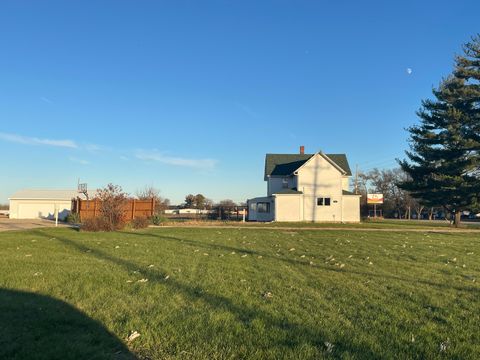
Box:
[264,153,352,180]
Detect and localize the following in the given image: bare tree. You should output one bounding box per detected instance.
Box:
[359,167,426,219]
[218,199,237,208]
[204,198,214,210]
[136,186,170,214]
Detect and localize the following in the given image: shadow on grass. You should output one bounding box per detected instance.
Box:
[127,230,479,295]
[32,229,383,359]
[0,288,135,360]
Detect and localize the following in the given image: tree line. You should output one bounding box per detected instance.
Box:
[358,167,441,220]
[136,186,241,212]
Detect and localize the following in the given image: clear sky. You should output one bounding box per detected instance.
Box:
[0,0,479,204]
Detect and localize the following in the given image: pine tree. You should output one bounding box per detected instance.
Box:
[399,35,480,226]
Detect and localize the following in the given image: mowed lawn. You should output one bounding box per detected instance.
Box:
[0,227,479,359]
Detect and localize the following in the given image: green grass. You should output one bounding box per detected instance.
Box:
[0,227,479,359]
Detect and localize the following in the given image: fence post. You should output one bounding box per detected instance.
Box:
[132,199,136,220]
[152,197,155,216]
[93,200,97,218]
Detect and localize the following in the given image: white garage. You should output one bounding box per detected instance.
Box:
[8,189,80,220]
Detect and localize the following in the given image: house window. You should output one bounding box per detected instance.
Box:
[282,178,289,188]
[249,202,257,211]
[317,197,331,206]
[257,202,270,213]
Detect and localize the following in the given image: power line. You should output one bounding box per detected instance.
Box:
[359,160,399,172]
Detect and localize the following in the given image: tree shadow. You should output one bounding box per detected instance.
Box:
[0,288,136,360]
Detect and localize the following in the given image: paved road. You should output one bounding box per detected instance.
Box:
[0,218,71,232]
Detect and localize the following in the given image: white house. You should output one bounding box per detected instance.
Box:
[248,147,361,222]
[8,189,86,220]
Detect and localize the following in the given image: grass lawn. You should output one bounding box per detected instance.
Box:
[0,227,479,359]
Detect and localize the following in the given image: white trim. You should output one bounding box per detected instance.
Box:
[293,152,347,176]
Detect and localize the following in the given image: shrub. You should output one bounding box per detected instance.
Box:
[96,183,128,231]
[81,217,112,232]
[150,214,167,225]
[131,216,149,229]
[65,212,81,224]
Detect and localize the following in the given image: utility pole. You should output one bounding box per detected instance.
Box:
[354,164,359,194]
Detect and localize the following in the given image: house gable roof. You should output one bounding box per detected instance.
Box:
[264,153,352,180]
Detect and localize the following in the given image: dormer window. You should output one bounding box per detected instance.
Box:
[282,178,289,188]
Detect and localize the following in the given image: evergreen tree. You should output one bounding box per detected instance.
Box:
[399,35,480,226]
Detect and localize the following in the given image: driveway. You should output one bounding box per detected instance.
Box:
[0,218,72,232]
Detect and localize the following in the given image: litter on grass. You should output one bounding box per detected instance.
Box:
[126,331,140,342]
[263,291,273,299]
[440,340,450,352]
[324,342,334,353]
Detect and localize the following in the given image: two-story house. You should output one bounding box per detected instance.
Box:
[247,147,361,222]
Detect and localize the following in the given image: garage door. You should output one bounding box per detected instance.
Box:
[18,203,57,219]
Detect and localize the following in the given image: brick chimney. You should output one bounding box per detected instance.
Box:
[300,145,305,154]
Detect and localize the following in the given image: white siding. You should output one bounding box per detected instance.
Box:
[342,176,350,191]
[341,195,361,222]
[274,195,302,221]
[297,154,343,222]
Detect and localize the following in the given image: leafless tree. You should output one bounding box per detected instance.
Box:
[136,186,170,214]
[359,167,426,219]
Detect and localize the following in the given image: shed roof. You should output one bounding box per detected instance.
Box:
[264,153,352,179]
[9,189,86,200]
[273,189,303,195]
[342,190,360,196]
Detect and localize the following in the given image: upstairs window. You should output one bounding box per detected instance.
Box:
[317,197,331,206]
[257,202,271,213]
[282,178,289,188]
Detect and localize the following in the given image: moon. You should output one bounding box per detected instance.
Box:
[406,68,413,75]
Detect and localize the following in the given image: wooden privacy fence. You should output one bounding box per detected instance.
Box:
[72,198,155,221]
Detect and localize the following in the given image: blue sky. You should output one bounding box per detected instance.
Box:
[1,0,479,204]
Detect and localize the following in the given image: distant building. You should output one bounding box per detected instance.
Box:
[9,189,86,220]
[248,147,361,222]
